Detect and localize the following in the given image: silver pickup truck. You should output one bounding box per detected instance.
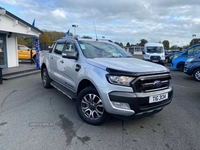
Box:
[40,36,173,125]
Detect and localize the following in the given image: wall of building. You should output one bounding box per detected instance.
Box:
[0,8,42,68]
[6,34,18,67]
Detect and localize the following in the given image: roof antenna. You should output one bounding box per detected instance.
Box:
[93,20,98,41]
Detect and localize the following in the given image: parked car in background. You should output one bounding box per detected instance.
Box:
[18,44,36,62]
[165,50,179,63]
[184,56,200,81]
[171,44,200,71]
[143,43,165,65]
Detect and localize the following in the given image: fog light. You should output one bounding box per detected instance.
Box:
[112,102,130,109]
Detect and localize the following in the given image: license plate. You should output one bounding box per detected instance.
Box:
[149,93,168,103]
[152,60,159,62]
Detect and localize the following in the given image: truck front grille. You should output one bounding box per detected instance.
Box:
[131,74,171,93]
[150,56,161,60]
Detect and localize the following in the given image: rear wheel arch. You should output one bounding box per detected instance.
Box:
[41,64,52,88]
[41,63,47,77]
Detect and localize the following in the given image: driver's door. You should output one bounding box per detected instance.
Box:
[59,42,78,92]
[187,45,200,57]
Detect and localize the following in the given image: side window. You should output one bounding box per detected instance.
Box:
[54,43,65,54]
[18,46,29,50]
[193,46,200,54]
[65,43,76,52]
[187,48,194,55]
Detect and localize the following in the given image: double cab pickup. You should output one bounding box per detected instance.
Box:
[40,36,173,125]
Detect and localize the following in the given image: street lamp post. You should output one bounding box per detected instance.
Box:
[72,25,78,36]
[192,34,196,45]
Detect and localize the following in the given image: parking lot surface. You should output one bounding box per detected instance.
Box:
[0,68,200,150]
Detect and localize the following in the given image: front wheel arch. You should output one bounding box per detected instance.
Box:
[177,62,185,71]
[193,68,200,81]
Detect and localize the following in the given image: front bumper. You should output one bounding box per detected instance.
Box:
[170,62,177,69]
[145,59,165,64]
[184,63,193,75]
[107,86,173,117]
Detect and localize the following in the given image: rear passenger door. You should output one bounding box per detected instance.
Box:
[49,42,65,83]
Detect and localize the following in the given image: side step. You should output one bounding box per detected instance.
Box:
[50,81,77,100]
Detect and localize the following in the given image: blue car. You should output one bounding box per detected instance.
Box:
[184,56,200,81]
[171,44,200,71]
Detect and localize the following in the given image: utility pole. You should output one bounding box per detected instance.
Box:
[72,25,78,36]
[192,34,196,45]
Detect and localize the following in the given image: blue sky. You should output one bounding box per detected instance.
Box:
[0,0,200,47]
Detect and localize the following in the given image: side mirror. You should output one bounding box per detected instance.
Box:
[62,51,78,60]
[142,51,145,54]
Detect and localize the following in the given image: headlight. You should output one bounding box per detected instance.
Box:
[107,75,135,86]
[186,57,194,63]
[145,54,150,58]
[173,55,178,59]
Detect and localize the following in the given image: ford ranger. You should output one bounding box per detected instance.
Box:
[40,36,173,125]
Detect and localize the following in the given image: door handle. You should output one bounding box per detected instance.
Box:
[60,60,64,63]
[75,64,81,72]
[50,57,53,60]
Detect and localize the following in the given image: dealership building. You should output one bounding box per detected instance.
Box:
[0,7,42,69]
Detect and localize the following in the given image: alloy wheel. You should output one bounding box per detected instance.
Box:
[81,93,104,120]
[194,70,200,81]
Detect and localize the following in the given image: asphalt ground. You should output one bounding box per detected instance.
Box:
[0,64,200,150]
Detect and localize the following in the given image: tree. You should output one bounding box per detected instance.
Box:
[162,40,170,50]
[39,32,51,49]
[17,37,34,47]
[42,30,65,43]
[139,39,148,46]
[126,42,130,47]
[170,45,181,50]
[189,38,200,46]
[114,42,123,48]
[119,42,123,47]
[17,37,25,45]
[24,37,33,47]
[82,36,92,39]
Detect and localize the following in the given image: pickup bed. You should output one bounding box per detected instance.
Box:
[40,36,173,125]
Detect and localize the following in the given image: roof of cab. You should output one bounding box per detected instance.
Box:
[144,43,163,47]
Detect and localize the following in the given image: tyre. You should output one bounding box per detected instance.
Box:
[166,58,169,63]
[41,67,52,88]
[193,68,200,82]
[76,86,109,125]
[177,62,184,71]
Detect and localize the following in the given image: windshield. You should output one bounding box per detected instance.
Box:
[78,40,131,58]
[146,46,163,53]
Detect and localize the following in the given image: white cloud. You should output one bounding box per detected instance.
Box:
[1,0,200,47]
[52,9,66,18]
[0,0,17,5]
